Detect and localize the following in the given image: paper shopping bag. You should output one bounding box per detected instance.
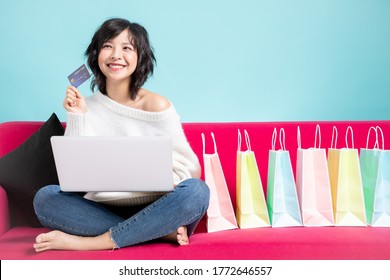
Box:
[236,129,270,228]
[267,128,302,227]
[328,126,366,226]
[296,125,334,226]
[202,132,238,232]
[360,126,390,227]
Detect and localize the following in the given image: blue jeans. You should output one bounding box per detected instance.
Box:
[33,178,209,248]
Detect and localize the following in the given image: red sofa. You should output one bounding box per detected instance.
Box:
[1,120,390,260]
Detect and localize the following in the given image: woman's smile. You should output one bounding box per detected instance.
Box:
[107,63,126,70]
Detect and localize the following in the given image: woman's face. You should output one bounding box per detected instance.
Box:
[98,29,138,84]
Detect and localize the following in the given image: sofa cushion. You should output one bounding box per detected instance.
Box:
[0,113,64,227]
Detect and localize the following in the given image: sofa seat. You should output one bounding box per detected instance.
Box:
[1,224,389,260]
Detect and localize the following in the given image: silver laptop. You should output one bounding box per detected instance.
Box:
[51,136,173,192]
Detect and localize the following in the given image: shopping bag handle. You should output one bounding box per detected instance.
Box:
[272,128,277,150]
[238,129,252,151]
[376,126,384,150]
[201,132,218,155]
[297,125,321,149]
[331,126,338,149]
[366,126,379,149]
[297,126,302,149]
[314,125,321,149]
[345,126,355,149]
[272,128,286,151]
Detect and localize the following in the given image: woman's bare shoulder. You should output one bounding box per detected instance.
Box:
[139,88,171,112]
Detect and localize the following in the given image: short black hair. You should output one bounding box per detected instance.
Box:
[85,18,156,100]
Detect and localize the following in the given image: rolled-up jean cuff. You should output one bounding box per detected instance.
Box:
[109,228,120,249]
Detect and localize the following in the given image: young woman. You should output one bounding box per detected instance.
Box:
[33,18,209,252]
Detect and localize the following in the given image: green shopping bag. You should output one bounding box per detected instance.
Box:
[360,126,390,227]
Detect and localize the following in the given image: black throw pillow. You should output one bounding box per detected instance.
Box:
[0,113,65,227]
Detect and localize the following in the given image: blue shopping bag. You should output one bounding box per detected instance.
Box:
[267,128,302,227]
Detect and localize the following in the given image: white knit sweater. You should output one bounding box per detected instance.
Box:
[64,92,201,200]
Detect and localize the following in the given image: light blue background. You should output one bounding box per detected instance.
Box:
[0,0,389,123]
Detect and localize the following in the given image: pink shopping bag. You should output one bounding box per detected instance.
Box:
[296,125,334,226]
[202,132,238,232]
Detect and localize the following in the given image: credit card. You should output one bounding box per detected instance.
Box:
[68,64,91,88]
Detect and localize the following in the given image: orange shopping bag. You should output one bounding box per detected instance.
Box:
[202,132,238,232]
[296,125,334,226]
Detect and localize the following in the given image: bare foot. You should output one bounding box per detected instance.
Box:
[177,226,189,245]
[33,230,116,252]
[162,226,189,246]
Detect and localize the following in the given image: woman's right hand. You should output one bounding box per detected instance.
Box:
[63,86,88,113]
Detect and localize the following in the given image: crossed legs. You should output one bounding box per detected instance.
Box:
[33,179,209,251]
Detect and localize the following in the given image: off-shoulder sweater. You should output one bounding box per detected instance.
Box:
[65,92,201,187]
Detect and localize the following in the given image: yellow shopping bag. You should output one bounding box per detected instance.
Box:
[328,126,366,226]
[236,129,270,228]
[202,132,238,232]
